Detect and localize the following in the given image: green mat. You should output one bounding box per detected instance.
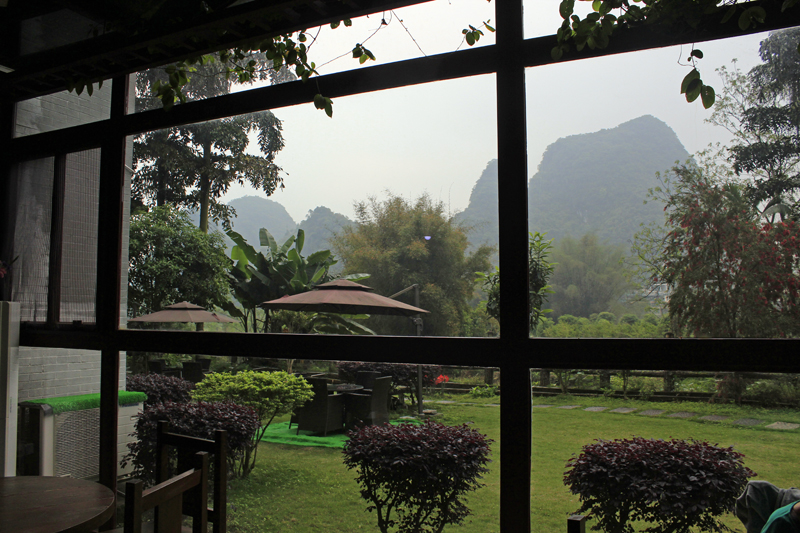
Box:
[259,419,422,449]
[25,391,148,414]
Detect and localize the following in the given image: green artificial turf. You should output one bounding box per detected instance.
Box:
[25,391,147,413]
[258,419,422,449]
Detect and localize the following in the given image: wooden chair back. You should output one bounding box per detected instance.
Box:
[124,451,209,533]
[157,421,228,533]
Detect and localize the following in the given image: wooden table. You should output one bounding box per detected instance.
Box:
[0,476,116,533]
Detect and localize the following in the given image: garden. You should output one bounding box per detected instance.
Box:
[124,362,800,533]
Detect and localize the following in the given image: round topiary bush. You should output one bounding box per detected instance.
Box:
[343,421,492,533]
[122,400,260,486]
[126,372,194,407]
[564,437,755,533]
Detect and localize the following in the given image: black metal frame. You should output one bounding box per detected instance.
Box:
[4,1,800,531]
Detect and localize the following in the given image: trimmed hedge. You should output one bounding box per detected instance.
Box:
[121,401,260,487]
[343,421,492,533]
[564,437,755,533]
[127,373,194,407]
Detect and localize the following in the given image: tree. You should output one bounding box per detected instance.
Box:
[654,162,800,337]
[192,370,313,478]
[132,56,286,233]
[546,234,636,319]
[475,231,556,333]
[332,193,494,336]
[127,205,230,318]
[707,38,800,221]
[226,227,336,332]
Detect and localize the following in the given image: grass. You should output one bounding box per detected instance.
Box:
[226,393,800,532]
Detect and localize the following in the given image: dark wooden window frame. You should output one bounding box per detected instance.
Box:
[5,1,800,531]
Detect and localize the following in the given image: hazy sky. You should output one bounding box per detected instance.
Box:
[220,0,768,223]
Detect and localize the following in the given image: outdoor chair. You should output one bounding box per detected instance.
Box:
[345,376,392,430]
[148,360,166,374]
[288,373,324,429]
[156,421,228,533]
[181,362,205,384]
[295,377,345,436]
[354,371,381,392]
[120,451,209,533]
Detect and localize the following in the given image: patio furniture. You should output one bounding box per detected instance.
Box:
[345,376,392,430]
[0,476,115,533]
[288,373,325,429]
[295,378,345,436]
[181,362,205,384]
[148,359,182,378]
[354,371,380,392]
[121,451,209,533]
[156,421,228,533]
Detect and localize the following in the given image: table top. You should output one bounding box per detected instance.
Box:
[327,383,364,393]
[0,476,116,533]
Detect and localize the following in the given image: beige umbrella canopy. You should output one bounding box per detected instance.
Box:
[260,279,429,316]
[129,301,236,323]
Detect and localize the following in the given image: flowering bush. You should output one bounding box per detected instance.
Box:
[564,437,755,533]
[343,421,492,533]
[434,374,449,385]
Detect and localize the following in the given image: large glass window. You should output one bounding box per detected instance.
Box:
[525,33,791,339]
[126,75,499,338]
[532,367,800,530]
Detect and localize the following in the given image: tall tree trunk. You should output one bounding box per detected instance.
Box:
[198,140,212,233]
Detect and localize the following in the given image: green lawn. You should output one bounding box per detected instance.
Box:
[227,394,800,532]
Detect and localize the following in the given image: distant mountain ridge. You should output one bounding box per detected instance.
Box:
[455,115,689,258]
[200,115,688,263]
[201,196,355,256]
[528,115,688,245]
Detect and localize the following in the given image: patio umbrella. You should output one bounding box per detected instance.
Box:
[261,280,429,414]
[260,279,429,316]
[129,301,236,324]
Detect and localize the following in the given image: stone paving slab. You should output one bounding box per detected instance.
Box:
[533,405,555,408]
[609,407,636,414]
[584,406,608,412]
[733,418,764,426]
[667,412,697,419]
[766,422,800,430]
[700,415,728,421]
[639,409,665,416]
[434,401,457,404]
[557,405,582,409]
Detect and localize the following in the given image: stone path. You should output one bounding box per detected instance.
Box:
[426,400,799,430]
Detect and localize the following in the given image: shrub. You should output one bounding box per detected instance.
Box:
[469,385,499,398]
[597,311,616,322]
[192,370,313,477]
[337,362,442,407]
[564,437,755,533]
[558,314,579,325]
[342,421,492,533]
[618,314,639,325]
[121,401,260,486]
[126,373,194,407]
